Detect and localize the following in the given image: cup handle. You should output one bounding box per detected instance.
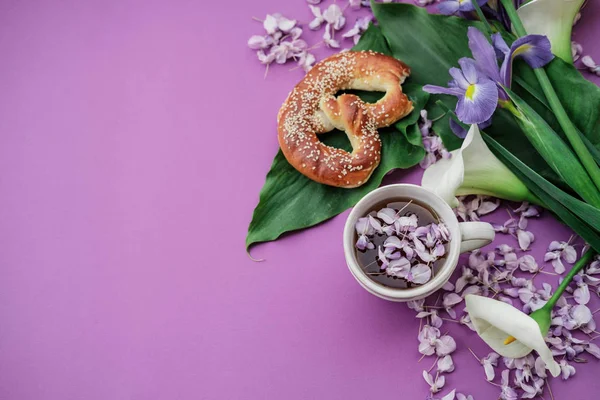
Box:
[459,222,495,253]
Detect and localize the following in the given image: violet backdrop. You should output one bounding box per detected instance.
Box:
[0,0,599,399]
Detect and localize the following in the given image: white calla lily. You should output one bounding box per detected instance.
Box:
[465,295,560,377]
[422,124,536,208]
[517,0,585,63]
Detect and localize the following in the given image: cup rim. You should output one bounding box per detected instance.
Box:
[343,183,461,301]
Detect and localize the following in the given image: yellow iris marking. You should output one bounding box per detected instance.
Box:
[465,84,476,101]
[512,44,532,59]
[504,336,517,345]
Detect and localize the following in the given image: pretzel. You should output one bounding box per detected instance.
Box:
[277,51,413,188]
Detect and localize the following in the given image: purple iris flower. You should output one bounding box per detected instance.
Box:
[496,34,554,90]
[438,0,488,15]
[423,58,498,125]
[424,26,554,127]
[470,27,553,93]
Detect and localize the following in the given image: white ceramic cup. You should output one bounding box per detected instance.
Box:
[343,184,495,302]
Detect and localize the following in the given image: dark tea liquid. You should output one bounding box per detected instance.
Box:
[355,199,447,289]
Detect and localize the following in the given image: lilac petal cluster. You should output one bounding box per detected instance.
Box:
[544,238,577,274]
[355,205,451,285]
[342,16,373,45]
[423,370,446,393]
[491,203,539,251]
[309,4,346,48]
[247,14,316,72]
[419,325,457,357]
[455,195,499,222]
[419,110,452,169]
[404,196,600,399]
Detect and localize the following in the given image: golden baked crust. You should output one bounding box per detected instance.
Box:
[277,50,413,188]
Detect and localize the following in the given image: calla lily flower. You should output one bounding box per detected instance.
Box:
[421,124,537,208]
[465,294,561,377]
[517,0,585,63]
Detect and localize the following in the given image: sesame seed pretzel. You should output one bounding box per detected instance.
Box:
[277,51,413,188]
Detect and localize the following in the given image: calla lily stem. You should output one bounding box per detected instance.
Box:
[544,249,596,310]
[499,0,600,197]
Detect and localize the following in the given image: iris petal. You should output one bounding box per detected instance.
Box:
[449,67,470,89]
[492,33,510,59]
[468,27,501,83]
[511,35,554,68]
[422,84,464,97]
[458,58,479,84]
[455,79,498,124]
[501,34,554,89]
[438,0,460,15]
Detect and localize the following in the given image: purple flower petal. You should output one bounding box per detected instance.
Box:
[500,34,554,88]
[455,79,498,124]
[517,229,535,251]
[552,258,566,274]
[436,335,457,356]
[383,236,402,249]
[457,0,487,11]
[438,355,455,373]
[438,0,460,15]
[574,284,590,305]
[355,217,373,236]
[355,234,373,251]
[387,258,411,278]
[368,215,383,234]
[585,343,600,359]
[423,84,464,97]
[492,33,510,59]
[468,27,501,83]
[449,119,469,139]
[409,264,432,284]
[377,208,397,224]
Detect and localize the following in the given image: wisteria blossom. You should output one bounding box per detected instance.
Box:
[500,369,518,400]
[437,355,455,373]
[545,239,577,274]
[342,16,372,45]
[481,352,500,381]
[418,325,457,357]
[248,13,315,73]
[356,204,451,284]
[582,55,600,76]
[419,110,451,169]
[423,370,446,393]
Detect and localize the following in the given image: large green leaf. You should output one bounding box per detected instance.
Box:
[485,134,600,252]
[504,87,600,207]
[246,26,428,249]
[370,2,600,188]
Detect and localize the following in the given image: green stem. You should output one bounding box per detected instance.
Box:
[545,249,596,310]
[499,0,600,195]
[470,0,493,36]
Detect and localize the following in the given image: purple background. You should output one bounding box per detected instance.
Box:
[0,0,599,399]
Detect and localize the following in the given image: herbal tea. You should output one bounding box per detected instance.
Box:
[354,198,450,289]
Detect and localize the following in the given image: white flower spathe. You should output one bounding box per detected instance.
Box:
[465,294,560,377]
[421,124,533,208]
